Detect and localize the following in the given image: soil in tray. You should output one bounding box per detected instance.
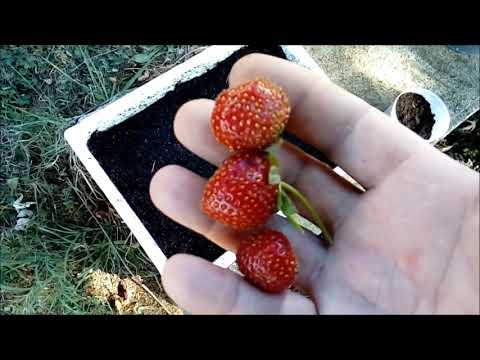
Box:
[88,45,335,262]
[396,92,436,140]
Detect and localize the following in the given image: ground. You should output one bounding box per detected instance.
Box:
[0,46,203,314]
[435,112,480,172]
[0,46,478,314]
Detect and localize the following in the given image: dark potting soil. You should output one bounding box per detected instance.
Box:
[396,93,436,140]
[88,45,335,262]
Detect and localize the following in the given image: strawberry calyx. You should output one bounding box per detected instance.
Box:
[280,182,333,245]
[266,145,333,245]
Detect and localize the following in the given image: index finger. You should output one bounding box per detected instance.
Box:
[228,53,431,189]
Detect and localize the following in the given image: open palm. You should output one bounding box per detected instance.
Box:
[150,54,479,314]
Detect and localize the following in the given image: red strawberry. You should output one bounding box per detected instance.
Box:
[237,229,298,293]
[201,150,277,230]
[211,78,291,151]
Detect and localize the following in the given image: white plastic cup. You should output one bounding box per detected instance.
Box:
[386,88,451,144]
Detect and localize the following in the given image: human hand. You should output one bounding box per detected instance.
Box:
[150,54,479,314]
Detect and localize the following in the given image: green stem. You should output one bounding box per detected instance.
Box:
[281,181,333,245]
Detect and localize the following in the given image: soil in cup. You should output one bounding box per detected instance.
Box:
[396,92,436,140]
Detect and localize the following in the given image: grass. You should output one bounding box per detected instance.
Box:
[1,45,478,314]
[0,45,203,314]
[435,111,480,172]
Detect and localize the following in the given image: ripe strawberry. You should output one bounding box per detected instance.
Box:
[237,229,298,293]
[211,78,291,151]
[201,150,277,230]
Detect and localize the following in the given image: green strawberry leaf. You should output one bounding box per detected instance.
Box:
[285,216,303,233]
[267,151,279,169]
[269,165,282,185]
[279,190,304,233]
[280,191,297,216]
[290,213,322,235]
[280,181,334,244]
[286,213,304,233]
[277,183,284,211]
[266,139,284,156]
